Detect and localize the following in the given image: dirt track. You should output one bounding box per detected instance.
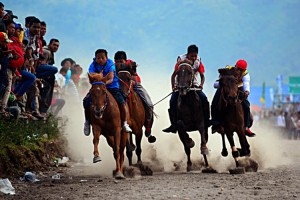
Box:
[1,139,300,200]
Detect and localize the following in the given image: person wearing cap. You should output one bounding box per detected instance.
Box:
[162,44,210,134]
[211,59,256,137]
[14,22,24,42]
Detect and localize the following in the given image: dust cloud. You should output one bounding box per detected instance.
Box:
[59,71,300,176]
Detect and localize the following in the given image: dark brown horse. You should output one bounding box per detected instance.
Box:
[88,73,127,179]
[117,65,156,165]
[216,67,251,170]
[175,61,209,172]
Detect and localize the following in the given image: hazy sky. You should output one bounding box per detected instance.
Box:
[4,0,300,102]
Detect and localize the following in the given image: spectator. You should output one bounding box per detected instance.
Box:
[60,58,75,86]
[0,32,13,113]
[43,38,59,65]
[40,21,46,47]
[24,16,35,37]
[0,2,5,32]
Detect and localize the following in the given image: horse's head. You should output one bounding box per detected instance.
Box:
[88,73,108,119]
[176,60,194,96]
[218,67,239,105]
[117,63,133,98]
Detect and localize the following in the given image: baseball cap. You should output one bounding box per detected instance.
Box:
[5,10,18,19]
[0,32,13,43]
[15,22,23,30]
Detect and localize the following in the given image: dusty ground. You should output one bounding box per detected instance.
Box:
[1,140,300,200]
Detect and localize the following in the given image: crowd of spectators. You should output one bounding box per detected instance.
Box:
[255,103,300,140]
[0,2,89,121]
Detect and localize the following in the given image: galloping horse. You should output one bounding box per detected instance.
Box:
[216,67,251,170]
[88,73,127,179]
[175,60,209,172]
[117,64,156,165]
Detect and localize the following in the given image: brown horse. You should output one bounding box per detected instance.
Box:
[117,65,156,165]
[175,61,210,172]
[216,67,251,170]
[88,73,127,179]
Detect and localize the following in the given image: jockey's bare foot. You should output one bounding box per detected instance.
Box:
[162,125,177,133]
[245,128,256,137]
[84,121,91,136]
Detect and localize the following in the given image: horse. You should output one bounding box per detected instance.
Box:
[87,73,127,179]
[175,60,210,172]
[216,67,251,171]
[117,64,156,166]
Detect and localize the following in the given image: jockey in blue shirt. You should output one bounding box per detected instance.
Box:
[83,49,132,136]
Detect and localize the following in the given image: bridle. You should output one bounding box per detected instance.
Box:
[176,63,201,93]
[117,70,134,97]
[219,76,240,106]
[91,81,108,119]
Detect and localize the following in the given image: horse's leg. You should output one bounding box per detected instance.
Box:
[225,133,239,167]
[199,128,209,167]
[237,131,251,157]
[92,125,102,163]
[221,133,228,157]
[112,128,124,179]
[119,131,128,175]
[126,133,133,166]
[135,132,143,164]
[178,127,192,172]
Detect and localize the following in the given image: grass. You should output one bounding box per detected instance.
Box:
[0,115,68,176]
[0,115,65,146]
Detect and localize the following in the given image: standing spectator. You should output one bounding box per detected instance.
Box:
[23,16,35,37]
[23,17,42,61]
[40,21,47,47]
[43,38,59,65]
[0,2,5,32]
[277,111,286,137]
[60,58,75,86]
[0,32,13,113]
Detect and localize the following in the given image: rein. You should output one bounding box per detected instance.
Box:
[117,71,134,96]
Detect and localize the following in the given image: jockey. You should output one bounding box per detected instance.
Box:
[163,44,210,133]
[83,49,132,136]
[211,59,256,137]
[114,51,154,137]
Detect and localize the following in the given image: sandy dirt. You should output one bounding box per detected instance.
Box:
[1,139,300,200]
[1,101,300,200]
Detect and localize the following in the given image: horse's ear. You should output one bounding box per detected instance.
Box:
[88,73,94,83]
[218,68,227,75]
[102,72,112,83]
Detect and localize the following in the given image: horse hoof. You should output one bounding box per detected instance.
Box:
[187,138,195,148]
[93,156,102,163]
[127,143,136,152]
[237,148,251,157]
[202,167,218,173]
[148,136,156,143]
[115,171,125,180]
[201,147,209,155]
[221,149,228,157]
[229,167,245,174]
[187,165,192,172]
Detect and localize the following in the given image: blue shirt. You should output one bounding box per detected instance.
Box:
[88,58,119,89]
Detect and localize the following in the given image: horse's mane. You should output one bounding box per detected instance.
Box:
[177,59,193,67]
[218,67,238,77]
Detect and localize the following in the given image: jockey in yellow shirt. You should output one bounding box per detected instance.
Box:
[211,59,256,137]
